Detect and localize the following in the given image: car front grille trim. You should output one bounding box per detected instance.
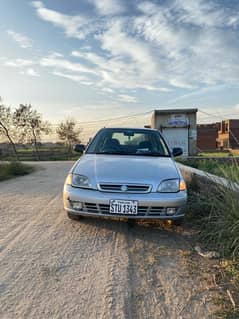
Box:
[98,183,151,193]
[83,203,166,216]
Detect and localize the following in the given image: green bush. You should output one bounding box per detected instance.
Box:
[179,158,239,182]
[0,162,34,181]
[186,162,239,257]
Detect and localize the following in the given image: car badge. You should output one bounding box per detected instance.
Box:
[121,185,128,192]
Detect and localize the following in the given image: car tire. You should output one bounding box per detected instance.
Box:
[67,212,83,221]
[171,218,184,226]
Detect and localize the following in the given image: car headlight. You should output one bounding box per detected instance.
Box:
[66,173,92,189]
[158,179,186,193]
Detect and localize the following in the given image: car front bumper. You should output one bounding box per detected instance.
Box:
[63,185,187,220]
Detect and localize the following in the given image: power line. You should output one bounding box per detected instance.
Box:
[48,110,153,127]
[198,112,239,121]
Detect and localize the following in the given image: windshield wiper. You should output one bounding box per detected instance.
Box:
[93,151,169,157]
[135,152,170,157]
[94,151,127,155]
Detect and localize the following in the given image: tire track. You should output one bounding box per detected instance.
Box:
[0,193,61,262]
[125,222,219,319]
[0,162,220,319]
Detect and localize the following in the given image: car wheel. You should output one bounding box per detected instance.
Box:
[67,212,83,221]
[171,218,184,226]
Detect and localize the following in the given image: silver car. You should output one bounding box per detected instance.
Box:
[63,127,187,224]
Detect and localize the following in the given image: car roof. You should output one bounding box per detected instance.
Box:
[100,127,158,132]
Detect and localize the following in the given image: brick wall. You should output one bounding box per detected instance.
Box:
[197,124,219,151]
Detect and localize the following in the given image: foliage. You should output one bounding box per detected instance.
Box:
[198,151,232,157]
[178,158,239,182]
[13,104,51,159]
[0,162,34,181]
[0,98,19,159]
[56,119,81,154]
[185,162,239,258]
[185,168,239,317]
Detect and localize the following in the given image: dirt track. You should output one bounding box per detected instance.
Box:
[0,162,220,319]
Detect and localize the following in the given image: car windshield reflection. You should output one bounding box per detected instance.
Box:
[86,128,170,157]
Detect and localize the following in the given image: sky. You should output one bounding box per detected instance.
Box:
[0,0,239,139]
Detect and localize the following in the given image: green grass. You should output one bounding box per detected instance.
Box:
[178,158,239,182]
[0,146,81,161]
[185,162,239,257]
[199,151,232,157]
[185,170,239,317]
[0,162,35,181]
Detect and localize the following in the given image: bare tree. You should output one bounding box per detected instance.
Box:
[0,98,19,160]
[56,119,81,155]
[14,104,51,160]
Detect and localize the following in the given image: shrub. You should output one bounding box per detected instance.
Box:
[0,162,34,181]
[179,158,239,182]
[186,162,239,257]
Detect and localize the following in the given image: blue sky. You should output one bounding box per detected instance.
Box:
[1,0,239,134]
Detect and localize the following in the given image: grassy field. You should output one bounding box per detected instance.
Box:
[178,158,239,181]
[198,150,239,157]
[0,162,35,181]
[185,171,239,318]
[0,147,81,161]
[199,152,232,157]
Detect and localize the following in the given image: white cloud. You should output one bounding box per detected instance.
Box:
[89,0,125,15]
[26,68,40,77]
[7,30,32,48]
[72,49,170,92]
[4,58,39,77]
[166,84,229,105]
[73,22,172,91]
[40,55,97,75]
[31,1,94,39]
[52,71,92,85]
[6,0,239,96]
[101,87,115,93]
[48,52,64,58]
[98,20,159,78]
[227,14,239,27]
[134,0,239,89]
[173,0,225,27]
[118,94,137,103]
[5,58,34,67]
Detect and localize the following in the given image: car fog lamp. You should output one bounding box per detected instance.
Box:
[71,201,83,210]
[166,208,176,216]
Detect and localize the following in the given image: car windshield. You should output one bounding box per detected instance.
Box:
[86,128,170,157]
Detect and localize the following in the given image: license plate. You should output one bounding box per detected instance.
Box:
[110,200,138,215]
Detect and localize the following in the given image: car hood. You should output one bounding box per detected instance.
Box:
[73,154,181,191]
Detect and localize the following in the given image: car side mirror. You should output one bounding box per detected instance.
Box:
[74,144,85,154]
[172,147,183,157]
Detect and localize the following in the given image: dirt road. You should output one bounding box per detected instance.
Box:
[0,162,219,319]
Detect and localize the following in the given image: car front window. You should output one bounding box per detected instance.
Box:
[86,129,170,157]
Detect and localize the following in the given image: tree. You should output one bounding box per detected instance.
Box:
[56,119,81,155]
[0,98,19,160]
[13,104,51,160]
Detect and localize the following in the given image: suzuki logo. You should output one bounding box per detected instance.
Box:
[121,185,128,192]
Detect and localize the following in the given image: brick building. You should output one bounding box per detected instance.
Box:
[197,123,220,151]
[217,119,239,149]
[197,119,239,151]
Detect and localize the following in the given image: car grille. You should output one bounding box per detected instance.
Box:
[98,183,151,193]
[82,203,166,217]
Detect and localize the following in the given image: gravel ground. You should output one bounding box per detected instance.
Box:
[0,162,220,319]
